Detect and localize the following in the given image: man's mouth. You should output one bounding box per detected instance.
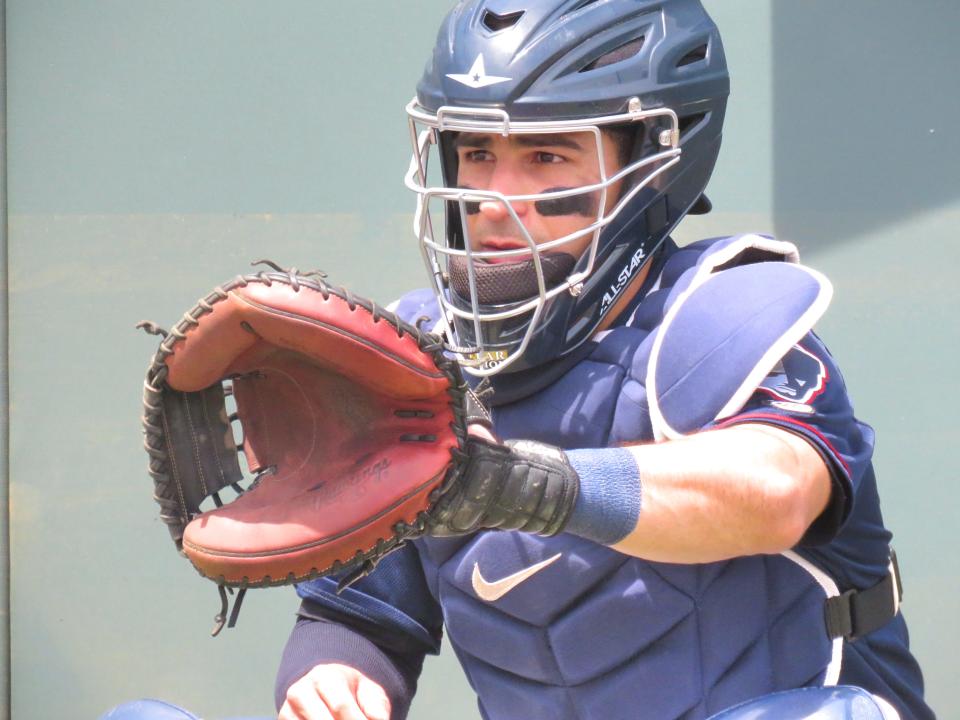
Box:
[474,239,533,264]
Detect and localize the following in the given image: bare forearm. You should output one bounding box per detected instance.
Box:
[611,424,831,563]
[441,423,832,563]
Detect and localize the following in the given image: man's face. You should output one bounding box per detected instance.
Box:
[454,131,624,264]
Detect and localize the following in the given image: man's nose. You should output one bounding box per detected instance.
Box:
[478,165,529,221]
[477,198,528,222]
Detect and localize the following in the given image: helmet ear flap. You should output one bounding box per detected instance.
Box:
[605,118,667,190]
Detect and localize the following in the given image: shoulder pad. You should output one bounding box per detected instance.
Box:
[647,236,831,439]
[387,288,443,331]
[661,234,800,309]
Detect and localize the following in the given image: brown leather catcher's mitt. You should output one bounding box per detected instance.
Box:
[140,262,468,633]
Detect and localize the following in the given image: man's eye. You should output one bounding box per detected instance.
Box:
[535,151,566,164]
[463,150,493,162]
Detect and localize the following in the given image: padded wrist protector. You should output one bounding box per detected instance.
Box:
[428,438,579,537]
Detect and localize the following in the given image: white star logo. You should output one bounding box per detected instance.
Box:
[446,54,511,89]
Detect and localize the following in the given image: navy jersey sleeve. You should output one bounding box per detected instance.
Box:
[716,333,875,545]
[274,542,443,715]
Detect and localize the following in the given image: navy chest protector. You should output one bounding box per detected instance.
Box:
[402,235,844,720]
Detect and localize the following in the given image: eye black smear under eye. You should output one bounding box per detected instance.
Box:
[456,186,599,217]
[535,187,598,217]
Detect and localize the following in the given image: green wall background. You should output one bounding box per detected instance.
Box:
[5,2,958,718]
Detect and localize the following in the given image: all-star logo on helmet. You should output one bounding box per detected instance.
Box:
[446,54,512,89]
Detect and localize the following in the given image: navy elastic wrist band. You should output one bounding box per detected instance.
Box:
[564,447,642,545]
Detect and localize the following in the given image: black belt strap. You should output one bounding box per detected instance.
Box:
[825,549,902,641]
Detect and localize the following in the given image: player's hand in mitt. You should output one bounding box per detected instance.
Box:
[140,261,469,632]
[428,433,581,538]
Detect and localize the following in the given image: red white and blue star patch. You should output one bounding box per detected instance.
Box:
[757,344,828,413]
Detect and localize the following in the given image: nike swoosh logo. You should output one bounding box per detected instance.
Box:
[471,553,562,602]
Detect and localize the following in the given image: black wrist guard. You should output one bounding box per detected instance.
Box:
[428,438,580,537]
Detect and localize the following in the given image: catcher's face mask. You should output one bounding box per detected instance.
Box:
[405,99,681,376]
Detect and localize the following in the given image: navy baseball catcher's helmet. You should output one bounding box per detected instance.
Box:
[405,0,729,375]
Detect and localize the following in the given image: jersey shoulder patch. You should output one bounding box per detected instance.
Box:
[756,344,829,413]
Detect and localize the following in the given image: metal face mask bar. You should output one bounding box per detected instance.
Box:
[405,98,681,376]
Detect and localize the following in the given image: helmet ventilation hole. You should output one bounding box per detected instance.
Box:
[580,36,645,73]
[677,43,708,67]
[482,10,524,32]
[678,112,708,138]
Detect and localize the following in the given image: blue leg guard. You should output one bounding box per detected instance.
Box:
[705,686,900,720]
[98,699,272,720]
